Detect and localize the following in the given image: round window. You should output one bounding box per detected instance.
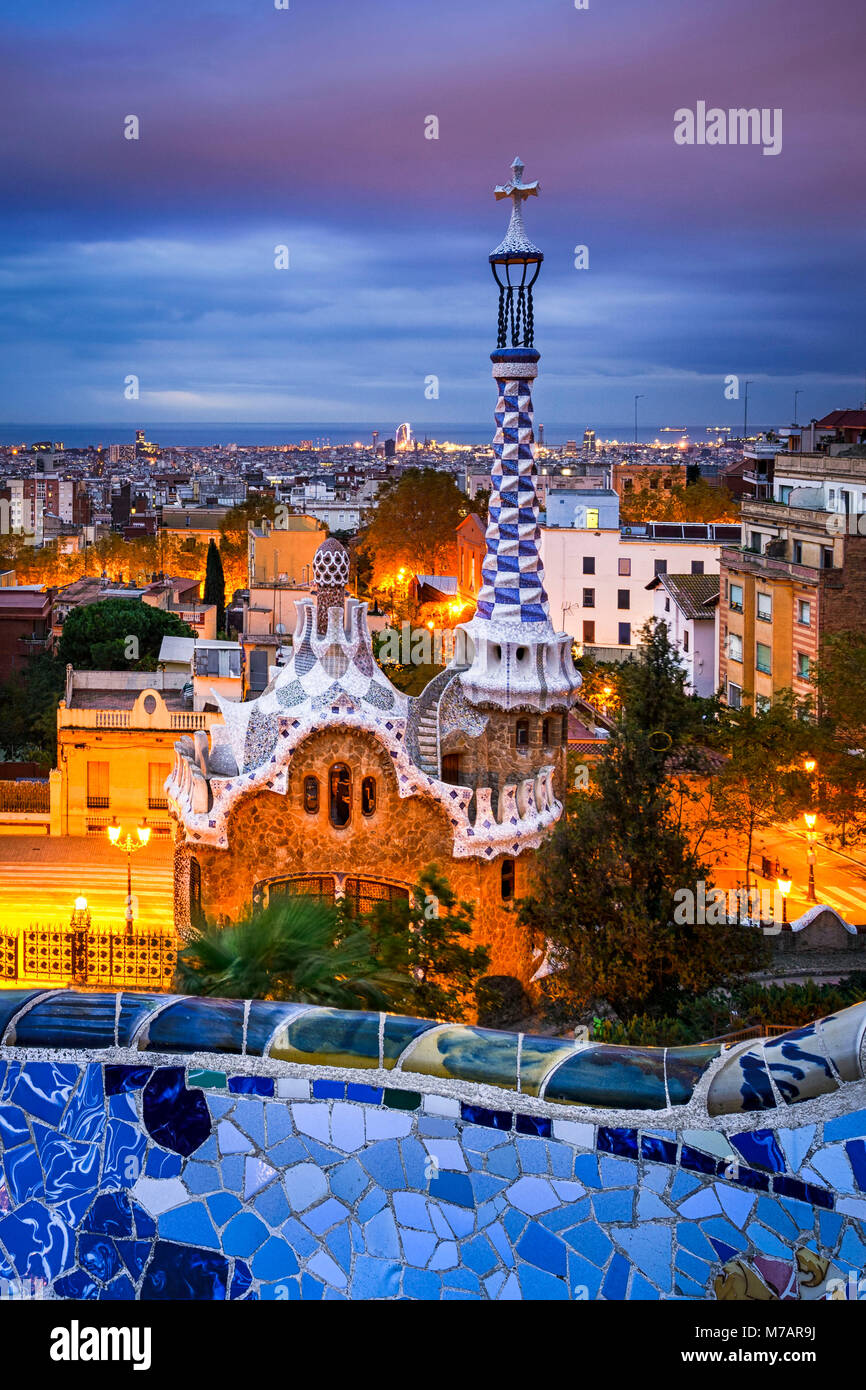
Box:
[143,695,157,714]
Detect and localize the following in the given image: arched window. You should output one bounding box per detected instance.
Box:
[501,857,515,901]
[361,776,376,817]
[329,763,351,827]
[303,776,319,814]
[515,718,530,748]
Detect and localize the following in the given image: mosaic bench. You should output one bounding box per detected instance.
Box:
[0,988,864,1301]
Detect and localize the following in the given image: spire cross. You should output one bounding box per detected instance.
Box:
[493,157,539,208]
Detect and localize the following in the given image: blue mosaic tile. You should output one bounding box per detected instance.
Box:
[13,994,118,1051]
[641,1133,678,1165]
[0,1199,75,1280]
[597,1127,639,1159]
[730,1129,786,1173]
[0,990,47,1044]
[59,1066,105,1145]
[515,1113,552,1138]
[601,1251,631,1299]
[312,1080,345,1100]
[592,1190,632,1223]
[347,1083,382,1105]
[0,1102,30,1148]
[83,1192,134,1238]
[228,1076,274,1097]
[140,1242,231,1300]
[824,1110,866,1143]
[680,1146,721,1176]
[10,1062,79,1125]
[616,1223,673,1294]
[105,1065,152,1096]
[79,1231,122,1284]
[460,1103,513,1130]
[144,998,247,1055]
[142,1068,211,1157]
[545,1048,667,1110]
[846,1139,866,1191]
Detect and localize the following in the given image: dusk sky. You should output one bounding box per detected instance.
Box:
[1,0,864,438]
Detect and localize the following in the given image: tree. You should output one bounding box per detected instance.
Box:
[57,598,194,670]
[203,539,226,635]
[362,469,468,588]
[813,631,866,844]
[218,493,278,593]
[174,895,402,1010]
[520,620,767,1020]
[0,650,66,763]
[619,478,739,525]
[709,694,813,888]
[363,865,490,1022]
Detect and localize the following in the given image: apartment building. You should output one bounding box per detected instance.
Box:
[719,452,866,709]
[540,489,739,657]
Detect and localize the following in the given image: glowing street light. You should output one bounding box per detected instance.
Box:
[803,811,818,902]
[776,874,791,923]
[804,757,817,775]
[107,820,151,933]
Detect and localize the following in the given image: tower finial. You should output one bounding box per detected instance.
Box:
[490,158,543,350]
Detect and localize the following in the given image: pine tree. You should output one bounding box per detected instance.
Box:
[203,538,226,636]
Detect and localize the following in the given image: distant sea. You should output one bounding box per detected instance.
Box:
[0,422,764,449]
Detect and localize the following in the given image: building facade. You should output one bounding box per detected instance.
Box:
[540,490,738,656]
[648,573,720,698]
[56,667,220,837]
[167,160,580,985]
[718,452,866,709]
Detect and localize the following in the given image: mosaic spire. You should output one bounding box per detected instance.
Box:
[479,157,548,627]
[453,160,580,710]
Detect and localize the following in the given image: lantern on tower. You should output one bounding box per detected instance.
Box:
[489,158,544,350]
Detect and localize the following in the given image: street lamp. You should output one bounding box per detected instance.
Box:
[107,820,151,933]
[70,896,90,929]
[776,874,791,924]
[804,757,816,775]
[804,811,818,902]
[634,394,644,446]
[742,380,755,442]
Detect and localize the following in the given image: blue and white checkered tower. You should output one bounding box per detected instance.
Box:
[455,159,580,711]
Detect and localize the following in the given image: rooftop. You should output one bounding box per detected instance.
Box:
[646,572,720,620]
[67,687,192,712]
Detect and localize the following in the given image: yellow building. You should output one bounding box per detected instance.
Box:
[248,514,326,586]
[55,666,221,836]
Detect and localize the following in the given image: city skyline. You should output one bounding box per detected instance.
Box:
[1,0,864,428]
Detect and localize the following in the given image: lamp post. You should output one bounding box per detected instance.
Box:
[793,389,801,426]
[743,381,754,441]
[69,896,91,983]
[107,820,151,933]
[776,873,791,924]
[804,811,817,903]
[634,394,644,446]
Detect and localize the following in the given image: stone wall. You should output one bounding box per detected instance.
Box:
[0,989,864,1302]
